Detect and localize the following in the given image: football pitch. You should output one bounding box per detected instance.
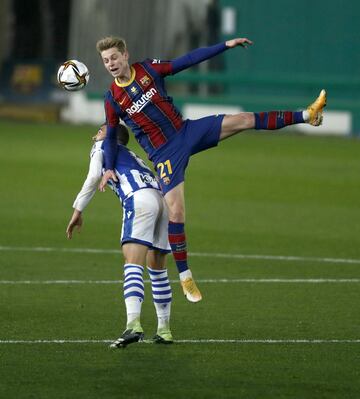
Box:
[0,120,359,398]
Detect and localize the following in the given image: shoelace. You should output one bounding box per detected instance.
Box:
[185,280,197,294]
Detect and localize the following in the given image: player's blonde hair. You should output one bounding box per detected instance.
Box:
[96,36,127,54]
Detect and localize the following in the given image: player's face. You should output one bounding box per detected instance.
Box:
[101,47,130,79]
[92,125,106,142]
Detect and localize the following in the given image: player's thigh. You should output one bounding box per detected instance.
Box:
[185,115,223,155]
[220,112,255,140]
[121,189,160,246]
[152,196,172,254]
[164,182,185,212]
[122,242,148,266]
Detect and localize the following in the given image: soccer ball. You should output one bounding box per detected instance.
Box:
[57,60,89,91]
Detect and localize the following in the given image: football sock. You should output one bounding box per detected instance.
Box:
[123,263,144,328]
[168,221,189,274]
[179,269,192,280]
[254,111,305,130]
[302,110,310,122]
[147,267,172,330]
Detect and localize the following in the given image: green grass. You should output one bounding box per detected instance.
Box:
[0,120,360,398]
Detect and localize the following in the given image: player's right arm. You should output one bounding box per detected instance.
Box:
[72,149,103,210]
[66,209,82,239]
[100,91,120,191]
[66,148,103,239]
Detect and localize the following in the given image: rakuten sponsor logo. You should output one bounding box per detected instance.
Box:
[126,88,157,115]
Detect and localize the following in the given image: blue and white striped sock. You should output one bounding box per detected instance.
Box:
[123,264,144,327]
[147,267,172,329]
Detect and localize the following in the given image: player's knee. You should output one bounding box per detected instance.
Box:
[168,207,185,223]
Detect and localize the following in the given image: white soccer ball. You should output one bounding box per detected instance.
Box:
[57,60,89,91]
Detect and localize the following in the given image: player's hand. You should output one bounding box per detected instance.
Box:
[99,169,117,192]
[66,211,83,239]
[225,37,253,49]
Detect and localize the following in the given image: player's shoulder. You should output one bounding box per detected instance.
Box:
[105,88,115,100]
[117,143,129,154]
[141,58,172,75]
[142,58,171,67]
[90,140,104,157]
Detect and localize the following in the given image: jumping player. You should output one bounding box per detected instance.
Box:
[66,124,173,347]
[96,36,327,303]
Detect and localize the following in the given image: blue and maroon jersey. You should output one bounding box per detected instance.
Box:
[105,60,183,159]
[104,41,228,168]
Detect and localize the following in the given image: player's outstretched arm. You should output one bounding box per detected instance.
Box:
[66,209,83,239]
[170,37,253,74]
[225,37,253,48]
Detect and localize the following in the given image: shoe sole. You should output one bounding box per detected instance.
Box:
[184,292,202,302]
[153,335,173,344]
[154,340,173,345]
[110,333,144,348]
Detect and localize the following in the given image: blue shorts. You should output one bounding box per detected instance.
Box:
[152,114,224,194]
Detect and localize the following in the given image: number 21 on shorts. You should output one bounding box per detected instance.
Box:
[157,159,173,178]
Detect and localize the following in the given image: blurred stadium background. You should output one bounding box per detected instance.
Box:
[0,0,359,134]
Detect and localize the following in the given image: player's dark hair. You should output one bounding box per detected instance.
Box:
[117,124,129,146]
[96,36,127,54]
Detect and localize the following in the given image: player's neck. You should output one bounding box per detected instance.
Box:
[117,66,132,84]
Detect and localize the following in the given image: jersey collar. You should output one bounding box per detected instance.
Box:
[115,66,136,87]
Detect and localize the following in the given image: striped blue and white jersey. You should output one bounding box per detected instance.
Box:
[104,141,160,201]
[73,140,160,211]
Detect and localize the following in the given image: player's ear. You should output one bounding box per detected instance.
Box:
[123,50,129,61]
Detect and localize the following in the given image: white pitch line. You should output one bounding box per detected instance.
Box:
[1,245,360,265]
[0,339,359,344]
[0,278,360,285]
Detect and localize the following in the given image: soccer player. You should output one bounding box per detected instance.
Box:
[66,124,173,347]
[96,36,327,303]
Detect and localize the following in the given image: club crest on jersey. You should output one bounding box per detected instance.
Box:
[162,176,171,185]
[140,75,151,87]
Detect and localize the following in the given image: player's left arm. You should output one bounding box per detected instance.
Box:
[147,38,252,77]
[171,37,253,74]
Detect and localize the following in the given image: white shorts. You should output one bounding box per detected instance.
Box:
[121,188,171,253]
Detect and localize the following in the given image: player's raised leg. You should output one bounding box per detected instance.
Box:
[219,89,327,141]
[164,183,202,303]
